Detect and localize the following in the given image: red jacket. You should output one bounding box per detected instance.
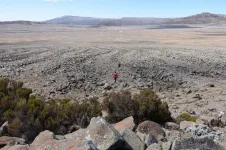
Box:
[113,72,118,79]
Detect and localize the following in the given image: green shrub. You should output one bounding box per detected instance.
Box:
[0,92,5,99]
[3,109,16,122]
[177,113,197,122]
[103,89,172,124]
[0,78,9,96]
[10,117,22,130]
[0,78,172,139]
[134,89,172,124]
[102,91,139,123]
[16,88,32,100]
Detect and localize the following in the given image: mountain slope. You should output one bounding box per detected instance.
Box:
[45,13,226,25]
[45,16,170,25]
[169,12,226,24]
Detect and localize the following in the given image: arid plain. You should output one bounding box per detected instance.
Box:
[1,24,226,117]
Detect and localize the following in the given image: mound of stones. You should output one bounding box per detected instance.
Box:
[2,116,226,150]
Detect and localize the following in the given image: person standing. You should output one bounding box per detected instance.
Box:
[113,71,118,83]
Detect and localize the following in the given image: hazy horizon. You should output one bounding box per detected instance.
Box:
[1,0,226,21]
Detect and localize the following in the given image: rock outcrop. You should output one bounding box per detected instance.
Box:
[113,116,135,132]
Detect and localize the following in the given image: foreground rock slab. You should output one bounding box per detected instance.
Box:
[30,130,97,150]
[113,116,135,132]
[1,145,29,150]
[179,121,195,130]
[121,129,146,150]
[0,136,25,148]
[171,137,225,150]
[66,117,132,150]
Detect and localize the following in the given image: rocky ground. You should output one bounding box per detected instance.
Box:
[1,24,226,123]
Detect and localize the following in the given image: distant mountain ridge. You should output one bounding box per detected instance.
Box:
[0,21,43,25]
[168,12,226,24]
[45,12,226,25]
[1,12,226,25]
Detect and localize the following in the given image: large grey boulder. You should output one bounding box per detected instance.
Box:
[121,129,146,150]
[171,137,225,150]
[185,124,211,137]
[136,131,147,142]
[185,124,226,141]
[136,121,165,140]
[145,133,158,146]
[86,117,131,150]
[65,117,132,150]
[146,143,161,150]
[162,142,172,150]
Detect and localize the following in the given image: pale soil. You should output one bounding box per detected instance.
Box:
[1,24,226,118]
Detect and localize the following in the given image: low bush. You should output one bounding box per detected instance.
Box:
[103,89,172,124]
[0,78,172,141]
[177,112,197,122]
[102,91,139,123]
[0,78,102,141]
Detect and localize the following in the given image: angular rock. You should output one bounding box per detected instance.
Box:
[145,133,158,146]
[146,143,161,150]
[121,129,146,150]
[113,116,135,132]
[137,121,165,140]
[1,145,29,150]
[85,117,131,150]
[30,130,57,146]
[164,122,179,130]
[200,115,215,125]
[196,119,204,124]
[0,121,8,135]
[179,121,195,130]
[162,142,172,150]
[0,136,25,148]
[217,135,226,148]
[220,113,226,127]
[103,83,112,90]
[65,128,87,140]
[56,135,65,140]
[136,131,146,142]
[30,130,98,150]
[165,130,185,142]
[171,137,224,150]
[185,124,211,137]
[217,127,226,133]
[65,117,132,150]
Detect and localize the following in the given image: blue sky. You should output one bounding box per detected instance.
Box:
[0,0,226,21]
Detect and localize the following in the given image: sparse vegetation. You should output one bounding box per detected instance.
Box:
[0,78,102,141]
[0,78,172,141]
[103,89,172,124]
[177,112,197,122]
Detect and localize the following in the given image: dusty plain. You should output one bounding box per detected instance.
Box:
[1,24,226,117]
